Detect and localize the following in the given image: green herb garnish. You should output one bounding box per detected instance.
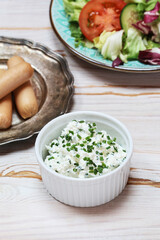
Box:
[48,156,54,160]
[74,162,79,166]
[65,134,72,141]
[77,134,82,139]
[69,130,74,135]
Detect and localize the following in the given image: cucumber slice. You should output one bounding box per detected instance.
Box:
[120,3,139,33]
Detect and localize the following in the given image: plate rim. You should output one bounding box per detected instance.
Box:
[0,35,74,145]
[49,0,160,73]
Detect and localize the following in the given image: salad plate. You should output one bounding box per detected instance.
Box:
[0,36,74,145]
[50,0,160,73]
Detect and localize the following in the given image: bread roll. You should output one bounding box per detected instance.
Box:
[7,56,38,119]
[0,69,12,129]
[0,61,34,100]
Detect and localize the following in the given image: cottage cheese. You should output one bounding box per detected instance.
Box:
[44,120,127,178]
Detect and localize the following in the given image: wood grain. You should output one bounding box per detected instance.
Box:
[0,0,160,239]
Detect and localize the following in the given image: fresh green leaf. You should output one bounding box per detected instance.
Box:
[123,28,146,60]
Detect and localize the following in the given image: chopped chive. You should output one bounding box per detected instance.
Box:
[65,134,72,141]
[69,130,74,135]
[114,146,118,152]
[88,123,92,128]
[89,166,93,170]
[74,162,79,166]
[71,144,78,151]
[50,142,54,147]
[87,145,94,152]
[89,128,94,133]
[102,162,107,168]
[90,132,94,137]
[107,136,111,140]
[83,157,90,161]
[73,168,77,172]
[98,132,102,135]
[91,161,96,167]
[107,140,113,145]
[79,120,84,123]
[106,146,111,150]
[76,154,80,158]
[123,149,126,152]
[100,156,104,161]
[80,143,84,147]
[48,156,54,160]
[66,143,71,146]
[102,140,106,143]
[94,169,98,175]
[77,134,82,139]
[97,166,103,173]
[85,136,91,141]
[93,123,96,126]
[86,159,96,167]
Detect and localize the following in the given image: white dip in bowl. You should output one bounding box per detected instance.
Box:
[44,120,127,179]
[35,111,133,207]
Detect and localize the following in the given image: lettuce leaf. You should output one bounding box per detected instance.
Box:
[124,0,146,4]
[93,31,115,51]
[145,0,160,11]
[69,22,84,47]
[63,0,89,21]
[123,27,146,59]
[100,30,124,61]
[63,0,89,47]
[125,0,160,10]
[144,39,160,49]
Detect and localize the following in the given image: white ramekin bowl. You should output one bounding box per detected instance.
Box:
[35,111,133,207]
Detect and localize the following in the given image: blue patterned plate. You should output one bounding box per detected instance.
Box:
[50,0,160,72]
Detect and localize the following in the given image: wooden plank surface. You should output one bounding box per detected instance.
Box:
[0,0,160,239]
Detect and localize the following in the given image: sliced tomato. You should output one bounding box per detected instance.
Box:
[79,0,126,42]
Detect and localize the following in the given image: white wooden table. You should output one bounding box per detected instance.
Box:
[0,1,160,239]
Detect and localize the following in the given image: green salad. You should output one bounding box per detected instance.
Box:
[63,0,160,66]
